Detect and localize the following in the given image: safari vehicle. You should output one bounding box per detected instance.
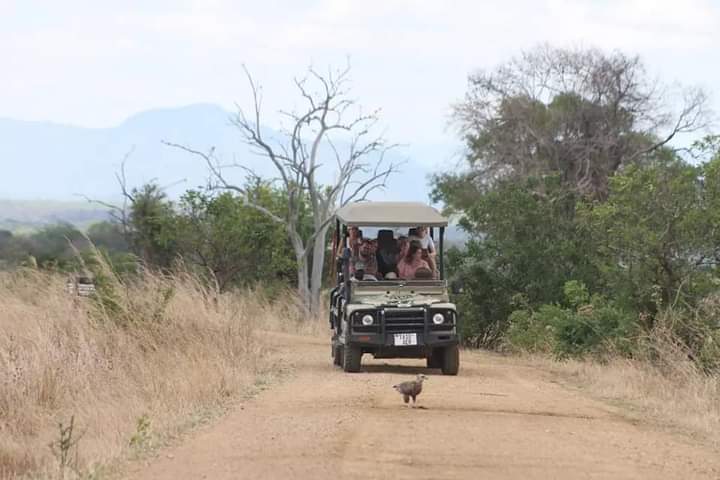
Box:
[329,202,460,375]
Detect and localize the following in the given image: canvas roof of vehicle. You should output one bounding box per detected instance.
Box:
[335,201,448,227]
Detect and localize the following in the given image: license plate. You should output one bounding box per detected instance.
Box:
[394,333,417,346]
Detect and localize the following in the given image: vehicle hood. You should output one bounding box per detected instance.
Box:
[355,292,444,308]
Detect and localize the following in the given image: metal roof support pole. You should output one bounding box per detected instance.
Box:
[439,226,445,280]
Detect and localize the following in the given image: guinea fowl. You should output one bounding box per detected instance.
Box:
[393,374,427,408]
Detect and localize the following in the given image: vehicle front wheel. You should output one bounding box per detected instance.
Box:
[441,345,459,375]
[342,345,362,373]
[426,351,442,369]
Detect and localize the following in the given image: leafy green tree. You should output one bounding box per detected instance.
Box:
[0,224,91,270]
[86,221,129,253]
[175,187,296,290]
[579,158,710,312]
[25,223,88,269]
[442,175,599,346]
[0,230,19,269]
[697,139,720,266]
[445,243,516,347]
[434,46,710,348]
[127,183,178,268]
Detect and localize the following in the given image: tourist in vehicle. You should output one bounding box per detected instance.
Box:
[348,226,362,256]
[410,226,437,274]
[339,226,363,274]
[355,239,379,280]
[376,229,399,277]
[397,235,409,259]
[397,240,431,279]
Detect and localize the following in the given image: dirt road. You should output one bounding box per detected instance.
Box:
[128,334,720,479]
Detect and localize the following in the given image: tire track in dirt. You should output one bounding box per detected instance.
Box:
[126,334,720,479]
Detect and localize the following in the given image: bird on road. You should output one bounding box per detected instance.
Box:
[393,374,427,408]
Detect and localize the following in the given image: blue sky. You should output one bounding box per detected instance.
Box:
[2,0,719,170]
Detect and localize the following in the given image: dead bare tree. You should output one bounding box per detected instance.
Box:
[79,148,136,239]
[166,63,400,312]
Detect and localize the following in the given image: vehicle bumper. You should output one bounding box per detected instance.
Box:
[346,330,459,351]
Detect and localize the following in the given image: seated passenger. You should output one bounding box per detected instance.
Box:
[344,226,362,258]
[397,235,409,259]
[376,229,399,277]
[397,240,431,279]
[409,226,437,276]
[338,226,361,255]
[355,239,379,279]
[343,226,363,275]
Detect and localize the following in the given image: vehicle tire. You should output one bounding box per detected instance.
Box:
[342,345,362,373]
[332,344,343,367]
[441,345,460,375]
[426,351,443,369]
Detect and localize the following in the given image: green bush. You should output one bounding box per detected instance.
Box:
[505,306,558,353]
[506,281,637,358]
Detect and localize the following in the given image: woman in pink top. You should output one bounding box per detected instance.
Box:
[397,240,431,279]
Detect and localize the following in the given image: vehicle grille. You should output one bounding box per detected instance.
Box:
[384,308,425,333]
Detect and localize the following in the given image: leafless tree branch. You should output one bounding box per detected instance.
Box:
[162,141,286,225]
[78,147,137,238]
[165,63,399,311]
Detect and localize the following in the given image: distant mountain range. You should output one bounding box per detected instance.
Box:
[0,103,449,202]
[0,104,467,241]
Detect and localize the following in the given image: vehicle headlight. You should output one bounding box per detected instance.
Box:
[432,313,445,325]
[361,314,374,326]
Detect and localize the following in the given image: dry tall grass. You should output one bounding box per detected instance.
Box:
[548,358,720,444]
[537,323,720,447]
[0,266,314,479]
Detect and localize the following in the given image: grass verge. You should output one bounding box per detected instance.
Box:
[534,354,720,448]
[0,266,316,479]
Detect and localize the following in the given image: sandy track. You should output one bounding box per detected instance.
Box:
[127,334,720,479]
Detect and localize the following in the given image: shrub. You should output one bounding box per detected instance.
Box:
[506,281,636,358]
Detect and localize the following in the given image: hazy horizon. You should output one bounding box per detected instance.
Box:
[2,1,719,203]
[4,3,719,135]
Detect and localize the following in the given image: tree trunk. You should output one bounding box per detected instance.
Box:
[296,255,310,310]
[309,224,330,314]
[289,230,311,311]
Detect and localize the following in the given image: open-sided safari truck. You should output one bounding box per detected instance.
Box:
[329,202,459,374]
